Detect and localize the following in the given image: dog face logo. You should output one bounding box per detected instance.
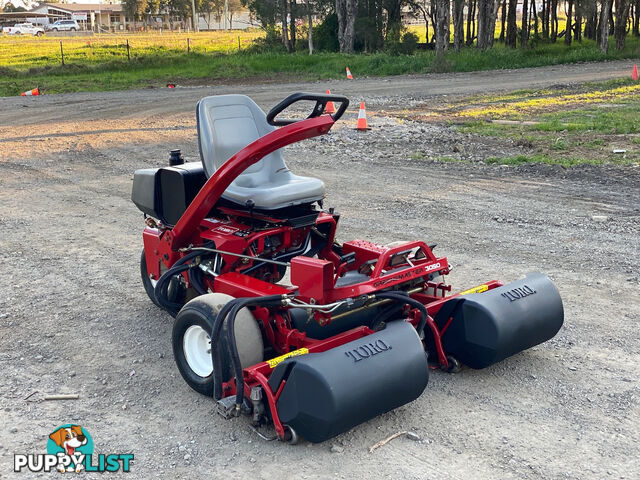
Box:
[47,425,93,473]
[49,426,87,456]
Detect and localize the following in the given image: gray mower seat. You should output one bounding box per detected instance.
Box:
[196,94,325,210]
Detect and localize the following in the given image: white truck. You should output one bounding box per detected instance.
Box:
[5,23,45,36]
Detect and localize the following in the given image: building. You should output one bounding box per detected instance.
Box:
[29,2,125,31]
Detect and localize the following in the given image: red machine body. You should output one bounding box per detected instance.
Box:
[134,93,563,443]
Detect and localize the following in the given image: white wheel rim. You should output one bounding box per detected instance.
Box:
[183,325,213,377]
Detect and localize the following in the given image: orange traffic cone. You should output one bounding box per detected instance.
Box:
[325,89,336,114]
[21,87,40,96]
[633,64,638,81]
[346,67,353,80]
[355,101,370,130]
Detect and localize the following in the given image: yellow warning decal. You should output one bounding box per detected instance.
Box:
[266,348,309,368]
[459,284,489,295]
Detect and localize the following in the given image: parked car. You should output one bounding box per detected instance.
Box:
[46,19,80,32]
[5,23,44,36]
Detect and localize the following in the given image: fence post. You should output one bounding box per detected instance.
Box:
[126,39,131,61]
[238,36,241,51]
[60,41,64,66]
[187,37,190,53]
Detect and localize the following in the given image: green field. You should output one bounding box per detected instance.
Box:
[2,30,640,96]
[443,79,640,166]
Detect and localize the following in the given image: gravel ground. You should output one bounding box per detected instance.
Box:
[0,64,639,479]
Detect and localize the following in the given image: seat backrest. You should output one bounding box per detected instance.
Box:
[196,95,288,187]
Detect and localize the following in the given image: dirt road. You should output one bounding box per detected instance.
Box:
[1,62,639,479]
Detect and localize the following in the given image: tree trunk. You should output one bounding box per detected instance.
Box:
[599,0,611,52]
[343,0,357,52]
[505,0,517,46]
[435,0,450,54]
[281,0,292,52]
[289,0,297,49]
[306,0,313,54]
[467,0,477,45]
[565,0,573,45]
[336,0,357,53]
[477,0,497,49]
[541,0,549,38]
[634,0,640,36]
[521,0,529,46]
[609,0,615,34]
[453,0,465,50]
[488,0,499,44]
[584,1,598,38]
[614,0,630,48]
[531,0,539,36]
[499,0,507,41]
[575,0,583,42]
[550,0,558,42]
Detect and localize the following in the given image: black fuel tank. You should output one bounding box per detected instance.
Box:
[435,273,564,369]
[268,321,429,443]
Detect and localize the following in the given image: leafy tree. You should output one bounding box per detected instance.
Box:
[3,3,27,12]
[124,0,149,20]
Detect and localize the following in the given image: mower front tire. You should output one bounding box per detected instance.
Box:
[172,293,264,396]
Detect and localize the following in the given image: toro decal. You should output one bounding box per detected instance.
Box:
[345,339,392,362]
[501,285,537,302]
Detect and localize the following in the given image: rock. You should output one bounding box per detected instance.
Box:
[183,453,191,461]
[591,215,608,223]
[330,444,344,453]
[568,366,577,371]
[406,432,421,442]
[10,427,18,433]
[178,445,186,452]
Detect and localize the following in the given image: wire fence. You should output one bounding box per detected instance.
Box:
[0,30,264,70]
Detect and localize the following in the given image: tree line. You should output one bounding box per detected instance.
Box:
[246,0,639,54]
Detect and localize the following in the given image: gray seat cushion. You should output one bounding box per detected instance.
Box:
[196,94,325,210]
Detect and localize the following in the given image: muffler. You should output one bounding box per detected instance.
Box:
[435,273,564,369]
[268,321,429,443]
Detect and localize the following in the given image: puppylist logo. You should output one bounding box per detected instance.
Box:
[14,424,134,474]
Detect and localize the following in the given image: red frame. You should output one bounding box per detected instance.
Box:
[140,112,503,440]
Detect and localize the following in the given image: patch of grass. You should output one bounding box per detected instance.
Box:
[534,102,640,134]
[458,121,508,136]
[581,138,606,148]
[483,154,627,167]
[550,137,568,150]
[3,34,640,96]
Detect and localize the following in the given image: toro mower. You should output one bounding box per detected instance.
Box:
[131,93,564,444]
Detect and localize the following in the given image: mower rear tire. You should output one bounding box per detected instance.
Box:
[172,293,264,396]
[140,249,162,308]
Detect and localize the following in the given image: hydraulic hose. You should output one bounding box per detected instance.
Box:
[154,250,203,315]
[224,295,284,407]
[188,267,208,296]
[374,291,427,339]
[210,294,282,401]
[210,299,239,400]
[154,243,215,315]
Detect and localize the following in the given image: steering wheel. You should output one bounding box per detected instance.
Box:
[267,92,350,126]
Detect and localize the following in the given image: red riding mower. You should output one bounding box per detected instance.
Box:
[132,93,564,444]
